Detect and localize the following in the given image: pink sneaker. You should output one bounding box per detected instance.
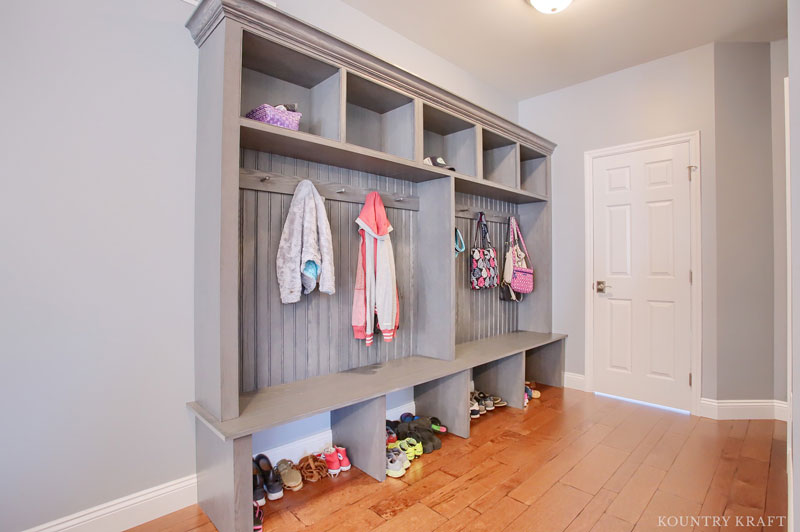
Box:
[336,446,351,472]
[323,447,341,477]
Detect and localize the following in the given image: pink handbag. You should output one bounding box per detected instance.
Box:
[508,217,534,294]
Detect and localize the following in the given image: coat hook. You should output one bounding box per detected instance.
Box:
[396,197,405,202]
[336,188,346,193]
[259,176,269,183]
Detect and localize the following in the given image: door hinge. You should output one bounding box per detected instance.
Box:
[689,373,693,386]
[689,270,693,284]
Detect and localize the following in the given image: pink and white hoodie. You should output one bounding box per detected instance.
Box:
[352,192,399,345]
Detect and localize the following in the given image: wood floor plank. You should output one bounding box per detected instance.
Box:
[128,505,205,532]
[564,488,617,532]
[590,514,633,532]
[633,490,700,531]
[740,420,774,462]
[369,503,446,532]
[462,496,527,532]
[764,434,788,531]
[431,508,480,532]
[728,457,770,511]
[605,464,665,524]
[561,444,629,495]
[504,482,592,532]
[370,470,455,520]
[261,509,305,532]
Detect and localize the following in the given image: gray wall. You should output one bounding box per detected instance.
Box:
[0,1,517,529]
[519,42,783,401]
[0,1,199,530]
[714,42,775,400]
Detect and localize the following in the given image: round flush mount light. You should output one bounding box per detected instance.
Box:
[528,0,573,14]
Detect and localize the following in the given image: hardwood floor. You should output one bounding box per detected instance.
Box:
[130,387,788,532]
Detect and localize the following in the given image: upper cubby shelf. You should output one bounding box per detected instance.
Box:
[520,144,548,197]
[423,104,477,178]
[482,129,518,189]
[241,31,341,140]
[345,73,415,160]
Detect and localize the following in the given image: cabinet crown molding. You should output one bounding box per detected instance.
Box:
[185,0,556,155]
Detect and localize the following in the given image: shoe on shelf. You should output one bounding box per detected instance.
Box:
[389,447,411,469]
[471,392,487,415]
[470,400,480,419]
[276,459,304,491]
[252,461,266,506]
[323,447,341,477]
[253,501,263,531]
[254,454,283,501]
[386,451,406,478]
[336,445,351,472]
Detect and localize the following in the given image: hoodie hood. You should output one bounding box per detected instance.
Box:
[356,191,393,238]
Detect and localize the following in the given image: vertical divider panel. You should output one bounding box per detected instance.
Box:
[195,420,252,532]
[414,369,470,438]
[525,340,566,387]
[513,143,522,189]
[475,125,484,180]
[413,98,424,163]
[473,352,525,409]
[518,191,552,333]
[338,68,347,144]
[195,19,243,421]
[414,176,456,359]
[331,396,387,481]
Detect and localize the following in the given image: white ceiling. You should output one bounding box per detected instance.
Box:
[340,0,787,100]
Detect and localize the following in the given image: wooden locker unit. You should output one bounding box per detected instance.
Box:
[186,1,565,530]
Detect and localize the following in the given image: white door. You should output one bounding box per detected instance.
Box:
[592,141,692,410]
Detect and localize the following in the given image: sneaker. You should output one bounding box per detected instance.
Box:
[389,447,410,469]
[252,461,266,506]
[477,392,494,411]
[470,400,480,419]
[253,501,263,531]
[405,436,423,457]
[323,447,341,477]
[336,446,351,472]
[386,452,406,478]
[386,426,398,444]
[254,454,283,501]
[491,396,508,407]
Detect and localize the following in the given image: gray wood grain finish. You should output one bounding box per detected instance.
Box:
[186,0,557,156]
[414,177,455,360]
[423,127,477,178]
[414,370,470,439]
[473,352,525,409]
[240,168,419,211]
[520,145,548,197]
[483,143,519,189]
[195,420,252,532]
[194,19,243,421]
[242,30,338,87]
[454,193,518,344]
[525,339,566,387]
[519,201,552,333]
[191,331,565,440]
[239,150,417,391]
[331,395,387,481]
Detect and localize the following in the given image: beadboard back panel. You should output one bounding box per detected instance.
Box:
[454,192,519,344]
[239,149,417,391]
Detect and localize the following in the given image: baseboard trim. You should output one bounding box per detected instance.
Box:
[698,398,789,421]
[25,475,197,532]
[563,372,586,391]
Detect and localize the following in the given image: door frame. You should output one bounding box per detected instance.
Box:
[583,131,702,414]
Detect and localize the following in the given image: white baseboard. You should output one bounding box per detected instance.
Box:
[698,398,789,421]
[563,372,586,391]
[25,475,197,532]
[386,400,415,421]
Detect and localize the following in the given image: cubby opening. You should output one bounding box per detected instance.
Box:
[346,73,415,160]
[240,31,341,140]
[422,105,477,177]
[520,145,548,197]
[482,129,518,188]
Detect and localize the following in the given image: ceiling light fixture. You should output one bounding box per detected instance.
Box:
[528,0,572,14]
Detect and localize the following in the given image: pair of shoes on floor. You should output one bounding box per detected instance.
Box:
[398,413,448,433]
[317,445,351,478]
[396,421,441,454]
[253,454,284,503]
[298,454,328,483]
[525,381,542,400]
[386,444,413,478]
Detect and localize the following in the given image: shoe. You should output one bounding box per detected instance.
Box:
[386,426,398,444]
[531,389,541,399]
[254,454,283,501]
[386,452,406,478]
[431,416,448,433]
[477,392,494,411]
[336,446,351,472]
[253,501,263,531]
[389,447,411,469]
[409,430,434,454]
[275,459,304,491]
[471,393,487,415]
[470,400,480,419]
[323,447,341,477]
[252,461,266,506]
[491,396,508,407]
[405,436,423,457]
[298,454,328,483]
[400,412,415,423]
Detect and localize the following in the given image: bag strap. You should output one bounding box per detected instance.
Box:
[473,212,492,248]
[511,217,531,264]
[455,228,465,256]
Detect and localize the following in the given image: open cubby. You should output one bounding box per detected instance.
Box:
[346,73,415,159]
[482,129,518,188]
[240,31,341,140]
[520,144,548,197]
[422,104,477,177]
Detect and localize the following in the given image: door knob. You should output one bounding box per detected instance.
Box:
[596,280,612,293]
